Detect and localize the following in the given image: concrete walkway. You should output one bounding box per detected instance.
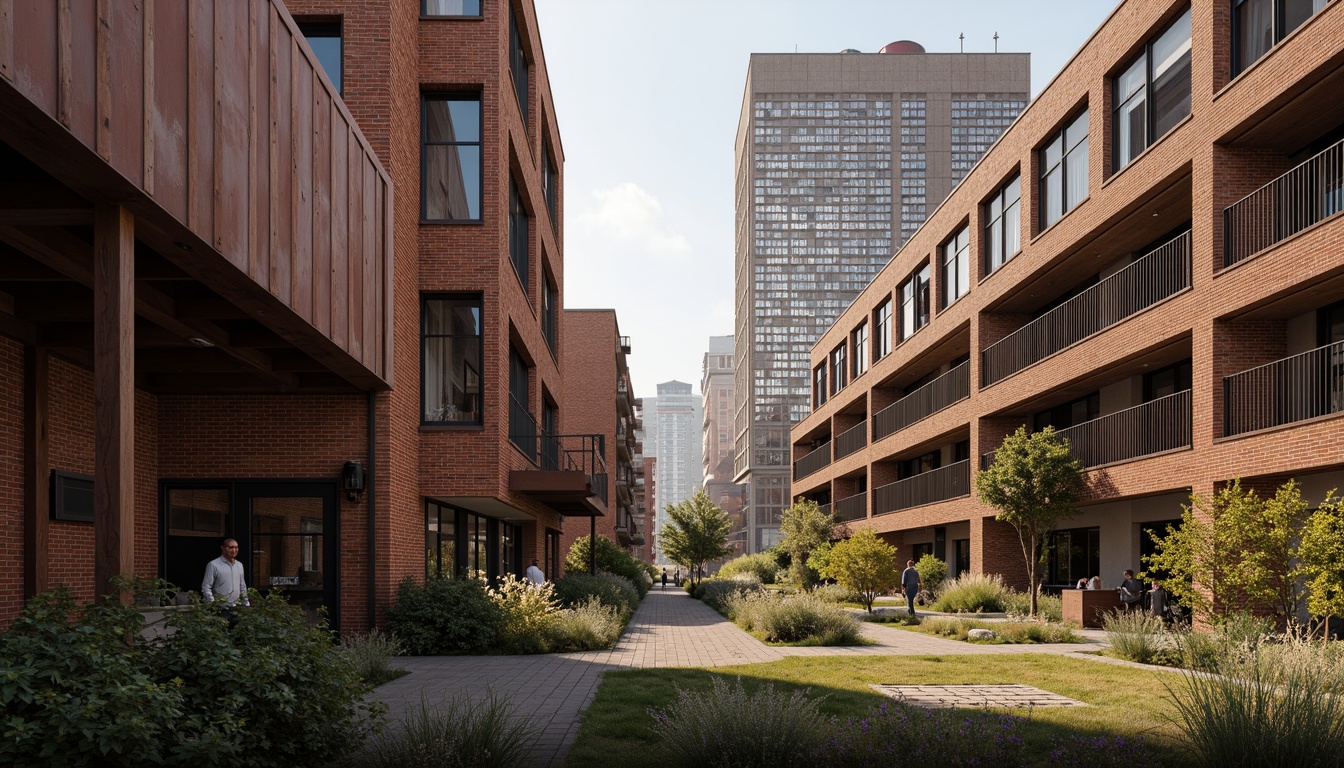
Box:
[374,586,1109,767]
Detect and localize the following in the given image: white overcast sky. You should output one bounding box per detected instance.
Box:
[534,0,1117,398]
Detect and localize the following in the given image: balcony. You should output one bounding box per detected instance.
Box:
[835,492,867,522]
[1224,340,1344,436]
[834,422,868,460]
[617,377,631,408]
[981,390,1192,470]
[510,401,609,516]
[873,362,970,441]
[981,231,1191,387]
[1224,137,1343,268]
[873,460,971,515]
[793,442,832,481]
[619,336,632,354]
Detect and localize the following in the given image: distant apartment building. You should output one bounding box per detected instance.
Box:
[632,398,652,563]
[734,43,1031,551]
[651,380,702,562]
[702,336,748,551]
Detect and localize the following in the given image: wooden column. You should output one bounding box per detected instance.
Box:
[23,346,49,598]
[93,205,135,602]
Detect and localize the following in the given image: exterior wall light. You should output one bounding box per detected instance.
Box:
[342,460,365,501]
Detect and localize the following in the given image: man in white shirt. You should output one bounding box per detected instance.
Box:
[202,538,250,606]
[526,559,545,585]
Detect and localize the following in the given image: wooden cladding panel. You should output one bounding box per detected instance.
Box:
[1,0,393,385]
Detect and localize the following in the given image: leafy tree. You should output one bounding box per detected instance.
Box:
[564,534,655,594]
[1291,491,1343,641]
[914,553,948,594]
[821,529,900,612]
[779,497,840,588]
[974,425,1083,616]
[1144,479,1307,626]
[659,490,734,586]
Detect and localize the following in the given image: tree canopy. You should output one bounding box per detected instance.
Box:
[779,497,840,587]
[820,529,900,612]
[1299,492,1344,639]
[974,425,1083,616]
[659,490,734,585]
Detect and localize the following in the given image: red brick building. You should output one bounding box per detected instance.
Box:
[791,0,1344,593]
[0,0,607,632]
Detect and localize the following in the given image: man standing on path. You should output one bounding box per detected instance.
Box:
[202,538,249,611]
[526,559,546,585]
[902,559,921,617]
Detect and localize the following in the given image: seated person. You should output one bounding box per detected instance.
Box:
[1119,569,1144,609]
[1076,577,1089,590]
[1087,575,1102,590]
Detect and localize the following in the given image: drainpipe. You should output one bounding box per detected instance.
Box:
[366,391,377,630]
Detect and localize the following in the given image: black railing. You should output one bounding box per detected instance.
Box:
[835,492,867,522]
[873,460,970,515]
[834,422,868,460]
[793,442,832,481]
[873,361,970,441]
[1224,137,1344,268]
[512,416,611,504]
[1225,340,1344,436]
[509,395,537,459]
[982,391,1192,470]
[981,231,1191,386]
[818,502,832,519]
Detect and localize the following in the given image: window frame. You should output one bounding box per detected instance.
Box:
[295,20,342,95]
[1039,109,1090,229]
[509,176,530,294]
[542,135,558,224]
[941,225,970,308]
[874,300,893,360]
[421,0,483,17]
[420,293,485,426]
[851,321,869,378]
[899,262,931,342]
[1233,0,1330,77]
[541,270,557,354]
[984,175,1022,276]
[813,363,828,409]
[509,4,529,126]
[1112,7,1192,172]
[421,93,483,222]
[830,344,847,395]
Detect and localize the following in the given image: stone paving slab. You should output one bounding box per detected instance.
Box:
[872,683,1088,708]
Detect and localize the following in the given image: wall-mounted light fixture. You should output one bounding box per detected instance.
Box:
[342,460,365,502]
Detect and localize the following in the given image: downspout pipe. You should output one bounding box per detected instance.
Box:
[366,392,377,631]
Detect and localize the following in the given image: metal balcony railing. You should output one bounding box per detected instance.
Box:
[835,492,867,522]
[874,460,970,515]
[793,442,832,481]
[834,422,868,460]
[818,502,832,519]
[509,395,537,460]
[1224,339,1344,436]
[981,390,1192,470]
[873,361,970,441]
[981,231,1191,386]
[1224,137,1344,268]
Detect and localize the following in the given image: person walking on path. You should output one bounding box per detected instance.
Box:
[526,559,546,585]
[661,567,668,589]
[901,559,921,617]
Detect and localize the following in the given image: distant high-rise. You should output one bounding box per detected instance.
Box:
[702,336,747,551]
[734,43,1030,552]
[652,380,702,562]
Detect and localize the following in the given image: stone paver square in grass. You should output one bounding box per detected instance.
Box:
[872,683,1087,709]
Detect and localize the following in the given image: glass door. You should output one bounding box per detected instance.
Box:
[238,483,339,632]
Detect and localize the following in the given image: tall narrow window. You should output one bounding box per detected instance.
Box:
[542,137,557,223]
[542,273,557,352]
[422,95,482,221]
[874,300,892,359]
[541,400,559,470]
[1234,0,1329,76]
[510,6,529,125]
[830,345,847,394]
[899,263,931,341]
[1113,9,1191,171]
[509,348,534,458]
[296,21,342,95]
[421,295,483,425]
[1040,109,1089,228]
[509,178,530,293]
[984,175,1021,275]
[852,321,869,378]
[422,0,481,16]
[813,364,828,408]
[941,226,970,308]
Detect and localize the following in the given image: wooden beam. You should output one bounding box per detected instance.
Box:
[93,205,134,603]
[23,345,48,599]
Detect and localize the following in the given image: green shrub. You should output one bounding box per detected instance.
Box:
[725,591,862,645]
[913,616,1077,644]
[697,577,765,612]
[649,677,830,768]
[1001,590,1063,621]
[1174,612,1276,672]
[812,582,863,604]
[385,576,502,655]
[553,571,639,615]
[1103,610,1168,664]
[931,572,1010,613]
[341,628,404,686]
[544,598,625,652]
[565,536,653,597]
[350,692,537,768]
[488,575,560,654]
[717,553,779,584]
[914,554,948,593]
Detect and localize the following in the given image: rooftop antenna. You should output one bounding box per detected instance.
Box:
[993,32,999,53]
[959,32,964,53]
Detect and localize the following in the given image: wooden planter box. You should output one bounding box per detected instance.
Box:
[1062,589,1123,628]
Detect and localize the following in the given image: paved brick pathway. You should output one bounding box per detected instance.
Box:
[373,586,1109,767]
[873,683,1088,708]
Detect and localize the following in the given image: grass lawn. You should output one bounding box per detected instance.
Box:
[562,654,1185,767]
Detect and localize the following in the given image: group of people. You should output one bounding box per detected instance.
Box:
[1077,568,1173,620]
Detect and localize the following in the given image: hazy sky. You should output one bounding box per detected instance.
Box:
[535,0,1116,398]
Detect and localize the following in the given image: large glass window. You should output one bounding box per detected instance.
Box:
[1047,527,1100,587]
[985,175,1021,275]
[426,501,457,578]
[542,272,557,352]
[1040,109,1090,229]
[422,0,481,15]
[509,177,530,293]
[941,226,970,308]
[296,21,342,95]
[1033,391,1100,432]
[852,321,869,378]
[542,137,557,223]
[510,6,529,125]
[830,344,847,394]
[1143,360,1193,401]
[421,295,482,424]
[1114,9,1192,171]
[899,263,931,341]
[509,347,534,458]
[422,95,482,221]
[813,364,828,408]
[874,300,893,359]
[1234,0,1330,76]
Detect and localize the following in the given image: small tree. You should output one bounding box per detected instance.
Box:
[914,553,948,594]
[779,497,839,588]
[821,529,900,612]
[974,425,1083,617]
[659,491,734,586]
[1294,492,1344,642]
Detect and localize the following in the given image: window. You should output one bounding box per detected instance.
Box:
[852,321,869,378]
[51,470,95,523]
[545,528,561,582]
[542,137,557,222]
[1114,8,1192,171]
[1143,360,1192,401]
[941,226,970,307]
[899,262,930,341]
[1040,109,1089,228]
[510,5,529,125]
[422,95,482,221]
[422,296,482,424]
[509,177,529,293]
[985,175,1021,275]
[1033,391,1100,432]
[426,501,457,578]
[830,345,847,394]
[509,348,534,457]
[422,0,481,15]
[541,399,559,469]
[813,364,828,408]
[296,21,342,95]
[874,300,892,359]
[1234,0,1330,76]
[1046,527,1100,587]
[541,273,557,352]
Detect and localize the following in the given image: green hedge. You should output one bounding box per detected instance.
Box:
[564,536,655,596]
[385,576,502,655]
